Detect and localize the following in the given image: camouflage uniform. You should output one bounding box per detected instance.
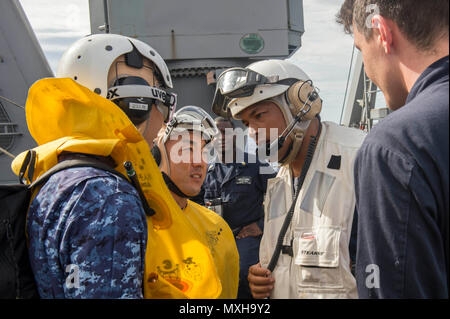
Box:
[27,167,147,299]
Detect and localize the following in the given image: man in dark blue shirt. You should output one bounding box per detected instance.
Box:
[337,0,449,298]
[194,117,276,299]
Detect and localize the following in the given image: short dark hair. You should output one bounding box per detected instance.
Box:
[336,0,449,51]
[214,116,235,128]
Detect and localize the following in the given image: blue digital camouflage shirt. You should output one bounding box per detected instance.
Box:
[27,167,147,299]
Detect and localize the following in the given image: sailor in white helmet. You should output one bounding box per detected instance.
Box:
[212,59,366,299]
[22,33,176,298]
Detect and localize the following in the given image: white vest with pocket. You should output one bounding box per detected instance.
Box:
[260,122,366,299]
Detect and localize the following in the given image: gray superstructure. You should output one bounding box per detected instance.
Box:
[0,0,53,184]
[89,0,305,115]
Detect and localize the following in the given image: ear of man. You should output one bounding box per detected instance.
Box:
[372,15,393,54]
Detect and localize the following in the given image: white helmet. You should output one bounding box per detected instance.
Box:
[57,33,173,96]
[212,59,322,165]
[57,34,177,124]
[229,60,310,118]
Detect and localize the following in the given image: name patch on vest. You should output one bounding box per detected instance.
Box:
[301,250,325,256]
[236,176,252,185]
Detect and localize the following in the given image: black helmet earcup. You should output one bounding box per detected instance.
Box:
[151,144,162,166]
[111,76,155,125]
[113,98,153,126]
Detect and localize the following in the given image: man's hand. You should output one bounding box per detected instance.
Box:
[248,263,275,299]
[236,222,263,239]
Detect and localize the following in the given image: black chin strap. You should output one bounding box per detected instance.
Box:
[162,172,191,199]
[278,142,293,163]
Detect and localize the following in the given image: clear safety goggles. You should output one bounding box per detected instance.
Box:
[216,68,282,98]
[212,67,297,117]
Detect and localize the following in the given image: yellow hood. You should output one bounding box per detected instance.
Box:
[12,78,172,228]
[11,78,224,298]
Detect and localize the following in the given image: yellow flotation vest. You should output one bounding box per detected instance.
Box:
[11,78,238,299]
[185,201,239,299]
[145,200,239,299]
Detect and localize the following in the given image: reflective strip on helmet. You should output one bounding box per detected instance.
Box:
[107,85,176,107]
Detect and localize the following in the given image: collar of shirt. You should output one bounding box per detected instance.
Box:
[407,55,449,104]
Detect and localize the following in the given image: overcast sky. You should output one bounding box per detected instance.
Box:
[19,0,359,123]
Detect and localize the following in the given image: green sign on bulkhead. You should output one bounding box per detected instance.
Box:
[240,33,264,54]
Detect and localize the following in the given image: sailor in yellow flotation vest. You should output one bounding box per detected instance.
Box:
[149,106,239,299]
[11,34,228,298]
